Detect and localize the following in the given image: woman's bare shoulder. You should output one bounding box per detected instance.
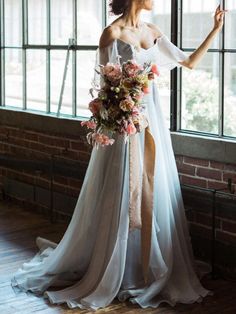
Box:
[99,24,121,49]
[144,22,164,38]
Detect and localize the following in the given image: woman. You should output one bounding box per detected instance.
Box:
[11,0,227,311]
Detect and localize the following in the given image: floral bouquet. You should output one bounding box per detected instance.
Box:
[81,58,160,148]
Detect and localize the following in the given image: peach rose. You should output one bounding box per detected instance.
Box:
[142,86,150,94]
[119,96,135,112]
[151,64,160,76]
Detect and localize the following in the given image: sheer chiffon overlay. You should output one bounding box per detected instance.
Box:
[11,33,213,310]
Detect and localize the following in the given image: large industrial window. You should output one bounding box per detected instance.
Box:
[0,0,104,117]
[0,0,235,140]
[180,0,236,139]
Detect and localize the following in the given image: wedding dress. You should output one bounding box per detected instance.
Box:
[11,33,213,310]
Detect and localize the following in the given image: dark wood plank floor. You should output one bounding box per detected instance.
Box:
[0,200,236,314]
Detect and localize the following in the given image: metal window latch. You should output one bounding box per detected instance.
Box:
[57,38,76,117]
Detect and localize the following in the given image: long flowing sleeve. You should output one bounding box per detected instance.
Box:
[156,34,189,70]
[92,40,120,89]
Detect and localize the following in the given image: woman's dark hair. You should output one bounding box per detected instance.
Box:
[109,0,130,15]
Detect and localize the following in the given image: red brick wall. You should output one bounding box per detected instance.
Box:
[176,155,236,192]
[175,155,236,253]
[0,125,92,198]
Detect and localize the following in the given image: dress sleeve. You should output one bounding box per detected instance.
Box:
[156,34,189,70]
[92,40,120,89]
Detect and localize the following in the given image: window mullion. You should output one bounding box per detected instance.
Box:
[0,0,1,107]
[22,0,27,110]
[72,50,76,117]
[219,0,226,137]
[219,52,224,137]
[25,0,28,45]
[177,0,182,131]
[0,0,5,107]
[46,0,51,113]
[102,0,107,28]
[170,0,181,131]
[72,0,77,117]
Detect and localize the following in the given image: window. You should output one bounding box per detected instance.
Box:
[0,0,103,117]
[181,0,236,138]
[0,0,235,140]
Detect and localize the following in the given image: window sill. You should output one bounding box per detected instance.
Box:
[170,131,236,164]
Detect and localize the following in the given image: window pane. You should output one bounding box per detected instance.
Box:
[76,51,96,117]
[28,0,47,45]
[26,50,46,112]
[50,50,72,115]
[77,0,103,45]
[182,0,219,49]
[142,0,171,37]
[224,53,236,137]
[5,48,23,108]
[5,0,22,46]
[51,0,73,45]
[181,52,220,134]
[225,0,236,49]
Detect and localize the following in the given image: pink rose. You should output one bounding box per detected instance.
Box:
[102,63,122,83]
[126,121,137,135]
[119,96,135,112]
[123,60,142,78]
[89,98,103,115]
[81,120,97,129]
[131,106,140,117]
[133,92,144,101]
[92,133,115,147]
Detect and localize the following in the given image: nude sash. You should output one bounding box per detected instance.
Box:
[129,122,156,284]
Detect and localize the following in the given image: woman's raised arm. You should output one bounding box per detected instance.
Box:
[179,4,228,69]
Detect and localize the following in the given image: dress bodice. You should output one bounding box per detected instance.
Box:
[93,34,189,88]
[115,36,164,66]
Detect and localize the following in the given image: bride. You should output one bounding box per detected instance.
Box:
[11,0,227,311]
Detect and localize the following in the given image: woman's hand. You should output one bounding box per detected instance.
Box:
[213,4,228,31]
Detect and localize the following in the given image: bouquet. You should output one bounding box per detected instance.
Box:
[81,58,160,148]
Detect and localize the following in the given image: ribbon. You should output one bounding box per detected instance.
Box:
[129,120,156,284]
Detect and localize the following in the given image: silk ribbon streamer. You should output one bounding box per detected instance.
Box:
[129,120,156,284]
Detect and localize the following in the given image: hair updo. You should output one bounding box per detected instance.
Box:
[109,0,130,15]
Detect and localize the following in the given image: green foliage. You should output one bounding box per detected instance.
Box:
[182,70,236,137]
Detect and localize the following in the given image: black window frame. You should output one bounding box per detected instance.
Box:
[175,0,236,141]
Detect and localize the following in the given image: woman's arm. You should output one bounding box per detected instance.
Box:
[180,4,228,69]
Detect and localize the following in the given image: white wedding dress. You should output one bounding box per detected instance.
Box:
[11,34,213,310]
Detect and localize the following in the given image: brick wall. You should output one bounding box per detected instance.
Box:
[0,125,92,199]
[0,122,236,277]
[175,155,236,278]
[175,155,236,249]
[176,155,236,192]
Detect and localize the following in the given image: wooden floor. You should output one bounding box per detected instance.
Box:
[0,201,236,314]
